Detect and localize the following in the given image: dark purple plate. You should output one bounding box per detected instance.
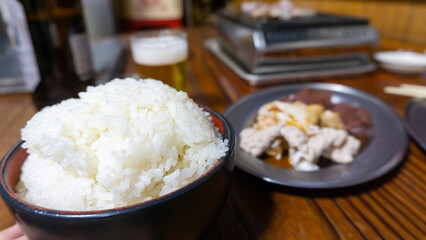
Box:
[405,99,426,151]
[224,83,408,188]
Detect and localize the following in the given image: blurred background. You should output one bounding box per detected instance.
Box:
[1,0,425,94]
[2,0,424,44]
[230,0,425,46]
[86,0,426,46]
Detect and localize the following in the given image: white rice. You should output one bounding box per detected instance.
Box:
[16,78,228,211]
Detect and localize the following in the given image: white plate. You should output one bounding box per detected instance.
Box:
[374,51,426,74]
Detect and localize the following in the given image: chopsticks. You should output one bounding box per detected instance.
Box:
[384,84,426,99]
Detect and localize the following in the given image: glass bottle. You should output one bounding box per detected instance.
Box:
[19,0,94,109]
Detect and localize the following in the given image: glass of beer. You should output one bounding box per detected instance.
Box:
[130,29,188,91]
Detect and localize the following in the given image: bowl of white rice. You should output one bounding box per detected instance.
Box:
[0,78,235,240]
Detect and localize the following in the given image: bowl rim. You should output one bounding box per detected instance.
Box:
[0,107,235,219]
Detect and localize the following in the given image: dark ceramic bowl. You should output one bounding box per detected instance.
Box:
[0,108,235,240]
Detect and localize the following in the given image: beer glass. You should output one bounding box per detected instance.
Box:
[130,29,188,91]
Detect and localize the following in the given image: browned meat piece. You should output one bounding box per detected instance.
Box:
[305,104,324,125]
[332,103,373,136]
[281,89,334,109]
[320,110,345,129]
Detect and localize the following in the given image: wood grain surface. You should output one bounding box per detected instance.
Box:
[0,27,425,239]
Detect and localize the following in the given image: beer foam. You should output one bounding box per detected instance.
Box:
[131,36,188,66]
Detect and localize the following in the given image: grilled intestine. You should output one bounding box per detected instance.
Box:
[240,99,364,171]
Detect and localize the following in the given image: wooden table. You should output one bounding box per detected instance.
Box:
[0,27,425,239]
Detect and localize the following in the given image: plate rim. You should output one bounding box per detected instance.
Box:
[404,99,426,151]
[224,83,408,188]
